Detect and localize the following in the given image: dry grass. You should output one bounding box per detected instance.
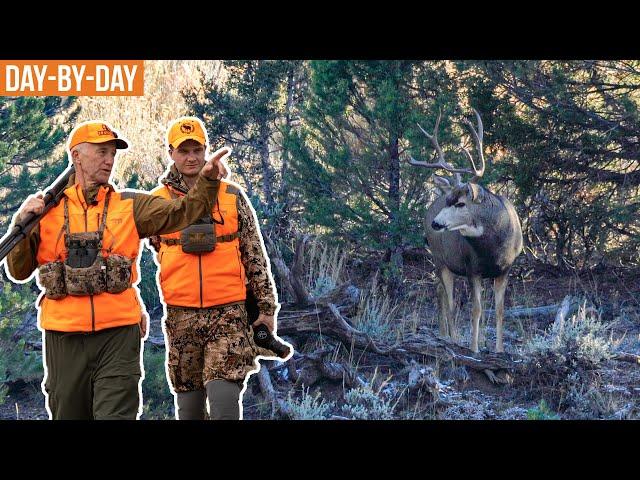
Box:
[304,239,347,298]
[353,274,401,344]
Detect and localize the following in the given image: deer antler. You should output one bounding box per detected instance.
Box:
[409,108,486,184]
[408,110,469,178]
[460,108,485,183]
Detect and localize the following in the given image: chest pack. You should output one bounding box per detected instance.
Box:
[157,187,236,255]
[38,192,134,299]
[159,217,240,254]
[180,216,217,254]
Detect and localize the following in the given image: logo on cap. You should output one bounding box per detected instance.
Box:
[167,117,207,149]
[97,124,113,136]
[180,122,194,134]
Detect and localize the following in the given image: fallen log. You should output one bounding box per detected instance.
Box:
[483,297,586,321]
[613,352,640,364]
[485,304,560,320]
[277,303,526,375]
[398,327,525,372]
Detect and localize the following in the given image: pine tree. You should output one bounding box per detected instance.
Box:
[458,60,640,269]
[185,60,306,238]
[0,96,78,231]
[0,96,77,395]
[287,61,460,288]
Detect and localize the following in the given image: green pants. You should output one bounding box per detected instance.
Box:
[44,324,141,420]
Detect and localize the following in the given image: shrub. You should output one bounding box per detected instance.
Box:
[342,369,402,420]
[526,400,560,420]
[285,385,335,420]
[0,282,42,405]
[306,239,347,299]
[353,274,401,343]
[525,297,616,363]
[518,297,619,415]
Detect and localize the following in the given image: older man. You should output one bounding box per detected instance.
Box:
[149,117,282,420]
[3,120,226,420]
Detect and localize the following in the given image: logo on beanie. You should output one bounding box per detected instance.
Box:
[180,122,194,134]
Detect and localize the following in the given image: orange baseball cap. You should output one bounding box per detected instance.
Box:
[69,122,128,150]
[167,118,207,148]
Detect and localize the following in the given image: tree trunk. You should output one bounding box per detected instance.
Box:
[275,64,297,237]
[279,65,295,202]
[387,136,403,289]
[259,123,273,211]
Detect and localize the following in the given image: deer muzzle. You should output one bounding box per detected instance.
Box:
[431,220,446,231]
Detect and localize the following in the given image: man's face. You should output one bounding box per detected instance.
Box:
[74,140,117,185]
[170,139,206,177]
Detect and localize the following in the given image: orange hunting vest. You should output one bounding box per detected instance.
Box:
[37,184,142,332]
[153,181,246,308]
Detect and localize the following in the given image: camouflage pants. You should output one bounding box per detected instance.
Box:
[164,303,272,393]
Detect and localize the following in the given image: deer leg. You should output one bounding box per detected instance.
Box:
[494,273,509,353]
[470,275,482,353]
[436,279,448,337]
[440,267,457,341]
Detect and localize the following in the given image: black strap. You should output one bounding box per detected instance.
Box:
[63,190,111,249]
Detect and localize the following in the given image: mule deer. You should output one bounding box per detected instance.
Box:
[409,109,523,353]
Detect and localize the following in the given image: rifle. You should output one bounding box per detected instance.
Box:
[245,286,292,359]
[0,166,75,263]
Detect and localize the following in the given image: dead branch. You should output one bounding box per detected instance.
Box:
[613,352,640,364]
[256,365,291,418]
[551,295,574,345]
[397,327,524,372]
[263,234,297,300]
[485,303,562,320]
[295,346,359,388]
[263,233,318,306]
[485,296,584,322]
[290,234,314,306]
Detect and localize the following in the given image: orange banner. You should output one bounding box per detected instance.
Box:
[0,60,144,96]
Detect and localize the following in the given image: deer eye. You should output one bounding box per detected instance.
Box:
[455,202,465,208]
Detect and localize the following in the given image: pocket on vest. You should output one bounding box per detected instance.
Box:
[38,261,67,300]
[105,254,133,294]
[64,256,107,296]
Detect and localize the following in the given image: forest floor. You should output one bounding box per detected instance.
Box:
[1,254,639,420]
[242,254,640,420]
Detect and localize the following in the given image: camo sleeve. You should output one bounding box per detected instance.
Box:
[131,175,220,238]
[237,193,278,316]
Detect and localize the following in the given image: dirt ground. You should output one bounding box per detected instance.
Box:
[0,381,48,420]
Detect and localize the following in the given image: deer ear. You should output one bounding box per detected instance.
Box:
[433,175,453,194]
[467,183,484,203]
